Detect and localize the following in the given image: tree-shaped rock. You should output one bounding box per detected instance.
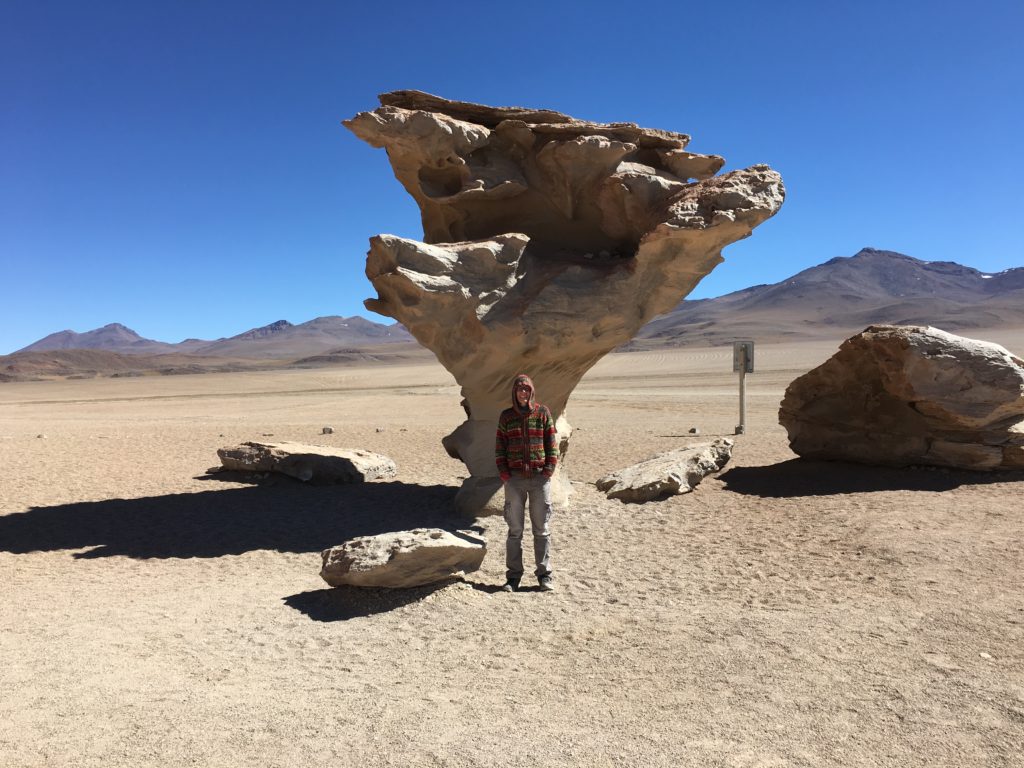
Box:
[345,91,784,516]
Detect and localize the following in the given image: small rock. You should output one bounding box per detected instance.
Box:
[217,441,397,484]
[979,652,993,660]
[322,426,334,434]
[321,529,486,588]
[375,427,385,433]
[37,434,47,439]
[596,438,734,503]
[689,427,700,435]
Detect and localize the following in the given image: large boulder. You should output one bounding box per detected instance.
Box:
[217,441,397,483]
[779,325,1024,470]
[320,529,486,588]
[596,439,734,502]
[345,91,784,515]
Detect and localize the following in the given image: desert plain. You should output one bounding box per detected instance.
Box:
[1,332,1022,768]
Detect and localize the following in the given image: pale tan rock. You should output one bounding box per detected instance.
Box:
[217,441,396,483]
[596,439,734,502]
[779,325,1024,470]
[345,91,784,515]
[320,529,486,588]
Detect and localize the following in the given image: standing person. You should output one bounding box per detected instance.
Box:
[495,373,558,592]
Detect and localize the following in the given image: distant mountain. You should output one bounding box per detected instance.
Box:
[17,323,179,355]
[14,316,413,358]
[12,250,1023,364]
[193,316,412,358]
[630,248,1024,348]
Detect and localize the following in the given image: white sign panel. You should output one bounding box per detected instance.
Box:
[733,341,754,373]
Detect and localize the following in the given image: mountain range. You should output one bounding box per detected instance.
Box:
[4,248,1022,380]
[16,315,413,358]
[629,247,1024,348]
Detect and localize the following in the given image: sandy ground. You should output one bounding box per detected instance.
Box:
[1,334,1022,768]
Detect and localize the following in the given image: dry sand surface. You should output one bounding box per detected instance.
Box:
[2,333,1023,767]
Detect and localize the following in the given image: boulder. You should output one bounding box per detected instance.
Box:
[779,325,1024,470]
[344,91,783,516]
[596,438,734,502]
[217,441,397,483]
[320,529,486,588]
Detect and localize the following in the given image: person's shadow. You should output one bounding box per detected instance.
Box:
[0,477,487,621]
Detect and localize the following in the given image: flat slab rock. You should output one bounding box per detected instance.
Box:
[320,529,486,588]
[217,441,396,484]
[596,439,734,502]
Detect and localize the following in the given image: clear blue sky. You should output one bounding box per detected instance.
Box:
[3,0,1022,354]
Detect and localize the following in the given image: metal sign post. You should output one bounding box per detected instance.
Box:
[733,340,754,435]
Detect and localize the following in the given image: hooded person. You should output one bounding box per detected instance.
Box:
[495,373,559,592]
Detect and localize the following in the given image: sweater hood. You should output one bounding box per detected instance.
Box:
[511,373,535,413]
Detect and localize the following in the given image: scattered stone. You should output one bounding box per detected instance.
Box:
[779,325,1024,470]
[37,434,46,439]
[322,426,334,434]
[345,91,783,516]
[375,427,385,433]
[689,427,700,435]
[596,438,734,502]
[217,441,397,484]
[320,529,486,588]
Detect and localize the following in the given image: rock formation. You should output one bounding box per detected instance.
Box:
[345,91,784,515]
[596,438,734,502]
[779,325,1024,470]
[217,441,397,483]
[320,529,486,588]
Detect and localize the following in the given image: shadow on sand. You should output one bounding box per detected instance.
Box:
[720,458,1023,497]
[0,478,490,621]
[0,478,474,560]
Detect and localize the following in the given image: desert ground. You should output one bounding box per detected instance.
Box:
[1,332,1022,768]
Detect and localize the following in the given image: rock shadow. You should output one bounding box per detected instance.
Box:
[283,582,454,621]
[0,481,471,559]
[719,458,1023,498]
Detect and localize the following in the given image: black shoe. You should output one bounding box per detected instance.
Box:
[538,574,555,592]
[501,579,520,592]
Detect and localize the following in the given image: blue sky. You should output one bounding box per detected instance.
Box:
[2,0,1022,354]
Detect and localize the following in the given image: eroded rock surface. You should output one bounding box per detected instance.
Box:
[320,529,486,588]
[217,441,397,483]
[596,439,734,502]
[779,325,1024,470]
[345,91,784,515]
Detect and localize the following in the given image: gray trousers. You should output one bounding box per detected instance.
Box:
[504,474,552,580]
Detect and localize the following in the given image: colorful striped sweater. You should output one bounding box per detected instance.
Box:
[495,374,558,481]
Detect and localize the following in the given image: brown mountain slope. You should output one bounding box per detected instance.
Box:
[630,248,1024,348]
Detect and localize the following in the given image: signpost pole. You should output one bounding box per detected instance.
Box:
[733,340,753,435]
[736,348,747,435]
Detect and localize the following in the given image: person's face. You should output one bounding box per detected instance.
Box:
[515,383,531,407]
